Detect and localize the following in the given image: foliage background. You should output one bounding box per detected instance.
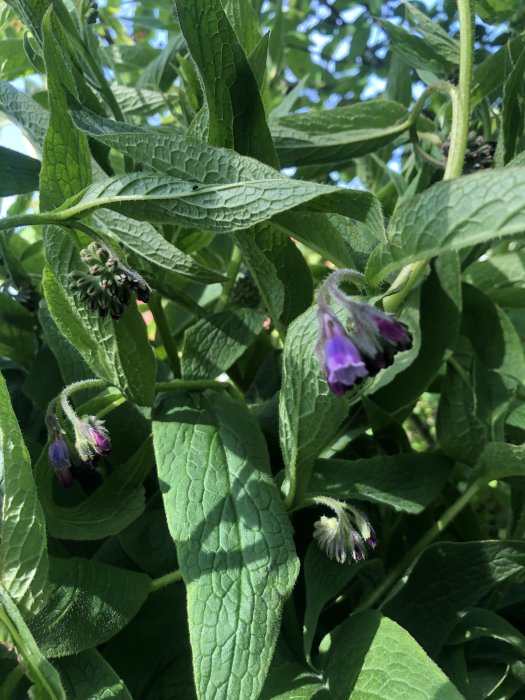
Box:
[1,0,525,698]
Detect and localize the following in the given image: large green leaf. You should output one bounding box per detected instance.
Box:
[93,209,225,285]
[69,105,382,253]
[279,306,352,506]
[366,167,525,284]
[470,442,525,483]
[54,650,132,700]
[40,9,91,212]
[0,293,35,370]
[272,100,410,167]
[181,307,266,379]
[384,540,525,656]
[174,0,277,166]
[152,390,299,700]
[0,147,40,195]
[308,452,452,514]
[35,440,154,541]
[0,79,49,151]
[234,224,313,327]
[260,663,326,700]
[0,373,48,617]
[325,610,462,699]
[0,586,65,700]
[464,251,525,307]
[29,556,150,657]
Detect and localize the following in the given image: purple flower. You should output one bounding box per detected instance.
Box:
[317,310,368,395]
[351,305,412,376]
[48,430,73,489]
[75,416,111,461]
[312,499,377,565]
[48,433,71,470]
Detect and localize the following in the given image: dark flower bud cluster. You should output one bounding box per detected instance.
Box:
[68,242,150,320]
[442,131,496,173]
[231,273,261,308]
[316,270,412,395]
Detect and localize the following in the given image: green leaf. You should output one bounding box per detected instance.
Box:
[93,210,225,284]
[0,587,66,700]
[110,83,168,116]
[0,147,40,195]
[35,440,154,541]
[402,1,461,64]
[260,663,326,700]
[0,79,48,150]
[234,224,313,327]
[271,100,410,168]
[279,306,352,506]
[366,167,525,285]
[464,251,525,307]
[0,373,48,617]
[325,610,462,699]
[40,9,91,211]
[182,307,266,379]
[0,293,35,370]
[384,540,525,656]
[152,390,299,700]
[472,33,525,107]
[56,167,381,238]
[103,586,196,700]
[378,18,457,76]
[476,0,518,23]
[448,607,525,657]
[309,452,452,514]
[54,649,132,700]
[174,0,277,166]
[224,0,261,55]
[436,339,488,465]
[302,542,363,662]
[29,556,150,657]
[500,45,525,164]
[43,231,156,406]
[470,442,525,484]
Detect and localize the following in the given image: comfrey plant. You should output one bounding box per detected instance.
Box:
[316,269,413,394]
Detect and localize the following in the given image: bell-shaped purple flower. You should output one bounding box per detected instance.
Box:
[48,430,73,488]
[351,304,412,376]
[318,310,368,395]
[48,433,71,470]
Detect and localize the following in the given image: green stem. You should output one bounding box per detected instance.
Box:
[215,244,242,312]
[383,0,473,313]
[150,569,183,592]
[149,294,181,376]
[155,379,232,393]
[355,480,481,613]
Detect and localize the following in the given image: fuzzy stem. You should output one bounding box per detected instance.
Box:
[215,244,242,312]
[155,379,232,393]
[149,294,181,377]
[383,0,474,314]
[354,480,481,613]
[150,569,183,591]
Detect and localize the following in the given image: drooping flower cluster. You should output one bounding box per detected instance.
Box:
[46,391,112,488]
[316,270,412,395]
[313,496,376,564]
[68,242,150,320]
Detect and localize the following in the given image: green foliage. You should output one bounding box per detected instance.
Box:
[0,0,524,697]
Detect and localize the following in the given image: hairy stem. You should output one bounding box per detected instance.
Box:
[149,294,181,376]
[150,569,183,591]
[383,0,474,313]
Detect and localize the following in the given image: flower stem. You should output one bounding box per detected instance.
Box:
[354,480,481,612]
[215,244,242,312]
[150,569,183,592]
[155,379,232,393]
[148,293,181,377]
[383,0,474,313]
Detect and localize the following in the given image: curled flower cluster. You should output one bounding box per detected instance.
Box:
[47,393,112,488]
[313,497,376,564]
[316,270,412,395]
[68,242,150,320]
